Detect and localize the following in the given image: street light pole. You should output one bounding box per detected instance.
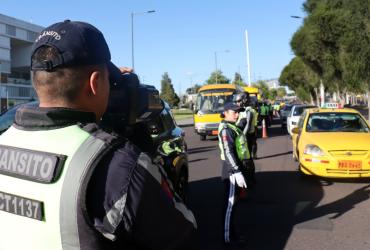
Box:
[245,29,252,86]
[131,10,156,69]
[214,51,218,84]
[214,50,229,84]
[0,62,2,111]
[131,12,134,69]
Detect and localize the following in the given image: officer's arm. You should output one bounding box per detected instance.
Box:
[87,143,196,249]
[237,116,247,132]
[243,111,253,135]
[129,155,197,249]
[220,127,240,172]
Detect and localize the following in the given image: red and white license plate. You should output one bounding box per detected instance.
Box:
[338,160,362,170]
[211,130,218,135]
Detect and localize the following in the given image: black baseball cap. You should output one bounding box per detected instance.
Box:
[224,102,245,112]
[30,20,121,82]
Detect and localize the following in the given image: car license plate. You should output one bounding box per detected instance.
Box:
[211,130,218,135]
[338,160,362,170]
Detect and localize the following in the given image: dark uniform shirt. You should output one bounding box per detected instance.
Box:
[219,120,243,180]
[13,106,197,250]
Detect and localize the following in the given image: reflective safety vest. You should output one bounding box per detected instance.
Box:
[218,121,250,162]
[260,105,269,116]
[0,124,119,250]
[253,108,259,127]
[237,107,257,134]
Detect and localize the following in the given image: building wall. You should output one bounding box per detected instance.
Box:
[12,45,32,67]
[0,13,43,106]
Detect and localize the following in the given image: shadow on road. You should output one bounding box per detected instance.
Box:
[256,151,293,160]
[188,145,217,155]
[188,171,370,249]
[188,158,208,163]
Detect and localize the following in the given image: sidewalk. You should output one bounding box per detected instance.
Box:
[176,118,194,128]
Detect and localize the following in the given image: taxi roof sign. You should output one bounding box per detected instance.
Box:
[322,103,342,109]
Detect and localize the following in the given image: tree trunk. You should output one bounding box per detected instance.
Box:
[367,92,370,122]
[336,91,345,107]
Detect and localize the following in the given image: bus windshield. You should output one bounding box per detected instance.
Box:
[196,89,235,114]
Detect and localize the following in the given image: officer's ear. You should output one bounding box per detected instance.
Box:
[89,71,101,96]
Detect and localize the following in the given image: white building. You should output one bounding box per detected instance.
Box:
[265,78,295,95]
[0,14,43,110]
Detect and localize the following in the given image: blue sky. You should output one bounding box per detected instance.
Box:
[2,0,305,94]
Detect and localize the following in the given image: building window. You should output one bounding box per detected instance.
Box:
[27,31,38,42]
[6,25,16,36]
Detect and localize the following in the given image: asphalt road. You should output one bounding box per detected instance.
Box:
[181,118,370,250]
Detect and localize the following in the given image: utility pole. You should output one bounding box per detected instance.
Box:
[131,10,156,69]
[245,29,252,86]
[214,50,229,84]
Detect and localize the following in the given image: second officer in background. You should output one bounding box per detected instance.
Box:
[234,93,257,187]
[235,93,258,159]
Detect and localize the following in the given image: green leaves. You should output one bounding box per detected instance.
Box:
[284,0,370,101]
[205,70,230,84]
[160,72,180,108]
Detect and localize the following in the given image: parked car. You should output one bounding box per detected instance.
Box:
[280,104,293,128]
[287,104,317,136]
[0,100,190,201]
[146,101,189,201]
[0,101,39,134]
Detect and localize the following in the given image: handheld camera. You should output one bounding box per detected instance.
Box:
[101,73,164,136]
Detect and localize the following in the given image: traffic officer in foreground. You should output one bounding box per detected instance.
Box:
[0,20,196,250]
[218,102,252,246]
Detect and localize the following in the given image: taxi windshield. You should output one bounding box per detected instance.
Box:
[306,112,370,133]
[196,89,234,114]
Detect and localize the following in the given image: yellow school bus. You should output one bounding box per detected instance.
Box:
[193,84,244,140]
[243,86,261,102]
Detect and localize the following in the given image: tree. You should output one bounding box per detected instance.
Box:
[206,70,230,84]
[269,89,278,101]
[291,0,370,106]
[186,84,202,94]
[276,87,287,99]
[279,57,320,104]
[160,72,180,107]
[232,72,245,86]
[252,81,270,100]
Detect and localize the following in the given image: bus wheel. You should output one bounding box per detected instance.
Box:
[200,135,206,141]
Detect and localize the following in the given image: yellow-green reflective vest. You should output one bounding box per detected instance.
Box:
[237,107,257,134]
[0,124,111,250]
[254,108,259,127]
[218,121,250,162]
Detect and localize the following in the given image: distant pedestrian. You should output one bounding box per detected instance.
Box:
[260,102,270,128]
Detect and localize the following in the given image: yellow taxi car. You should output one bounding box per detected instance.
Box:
[291,104,370,178]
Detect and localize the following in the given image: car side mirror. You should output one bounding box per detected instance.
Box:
[291,127,300,134]
[148,124,159,136]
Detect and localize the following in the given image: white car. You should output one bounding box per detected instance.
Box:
[287,104,317,136]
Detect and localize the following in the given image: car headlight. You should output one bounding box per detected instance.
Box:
[197,110,205,116]
[304,144,325,157]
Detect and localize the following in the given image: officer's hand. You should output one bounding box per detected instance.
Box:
[229,172,247,188]
[119,67,134,74]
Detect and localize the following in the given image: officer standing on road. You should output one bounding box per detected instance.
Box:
[235,93,258,160]
[218,102,252,246]
[260,101,270,128]
[0,20,196,250]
